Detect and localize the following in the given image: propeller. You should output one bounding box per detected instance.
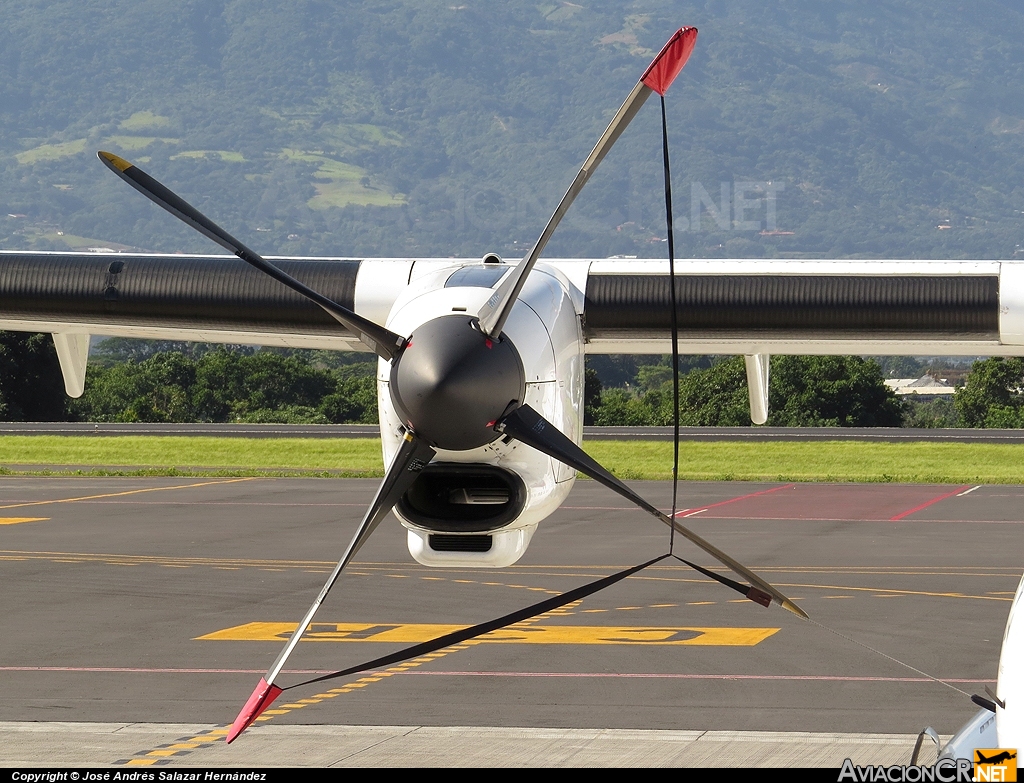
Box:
[227,430,435,741]
[99,26,806,745]
[476,27,698,339]
[498,403,806,619]
[96,151,406,361]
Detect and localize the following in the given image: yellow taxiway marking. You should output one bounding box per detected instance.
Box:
[775,581,1014,602]
[197,622,779,646]
[0,517,48,525]
[245,604,577,732]
[115,727,227,766]
[0,477,256,511]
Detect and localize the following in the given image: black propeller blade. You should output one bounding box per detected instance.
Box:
[226,430,436,742]
[476,27,698,339]
[97,151,407,361]
[497,403,806,619]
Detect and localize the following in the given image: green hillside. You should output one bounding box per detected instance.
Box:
[2,1,1024,259]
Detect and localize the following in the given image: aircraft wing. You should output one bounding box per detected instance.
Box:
[2,251,1023,398]
[3,251,1022,355]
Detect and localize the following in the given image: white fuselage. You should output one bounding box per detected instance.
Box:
[996,570,1024,747]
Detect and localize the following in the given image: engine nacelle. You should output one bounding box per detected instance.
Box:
[372,261,585,568]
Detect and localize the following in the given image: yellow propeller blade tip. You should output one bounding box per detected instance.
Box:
[782,598,809,620]
[97,150,132,172]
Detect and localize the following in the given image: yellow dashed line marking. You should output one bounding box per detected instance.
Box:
[23,548,990,607]
[0,517,49,525]
[0,478,256,511]
[776,582,1013,602]
[116,727,227,766]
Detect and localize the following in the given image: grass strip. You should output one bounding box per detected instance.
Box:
[0,436,1023,483]
[0,436,383,477]
[585,440,1024,484]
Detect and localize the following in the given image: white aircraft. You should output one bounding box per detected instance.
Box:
[913,571,1023,766]
[0,27,1021,745]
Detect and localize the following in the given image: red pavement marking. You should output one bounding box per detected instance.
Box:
[889,485,971,521]
[674,483,795,517]
[690,484,967,522]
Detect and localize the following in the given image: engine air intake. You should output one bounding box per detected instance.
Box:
[398,464,526,532]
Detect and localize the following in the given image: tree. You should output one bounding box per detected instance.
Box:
[77,352,198,422]
[588,355,905,427]
[768,356,905,427]
[903,397,959,428]
[74,345,380,423]
[675,358,751,426]
[583,367,602,426]
[321,370,378,424]
[954,358,1024,428]
[0,332,73,421]
[592,387,659,426]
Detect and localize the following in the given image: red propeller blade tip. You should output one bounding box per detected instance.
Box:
[641,27,698,96]
[226,677,283,743]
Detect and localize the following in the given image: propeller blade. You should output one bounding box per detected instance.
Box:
[497,403,806,619]
[476,27,698,339]
[227,430,435,742]
[97,151,406,361]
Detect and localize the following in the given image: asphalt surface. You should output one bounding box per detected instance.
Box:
[0,476,1020,765]
[5,421,1024,442]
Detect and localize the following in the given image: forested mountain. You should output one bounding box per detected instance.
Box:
[3,1,1024,260]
